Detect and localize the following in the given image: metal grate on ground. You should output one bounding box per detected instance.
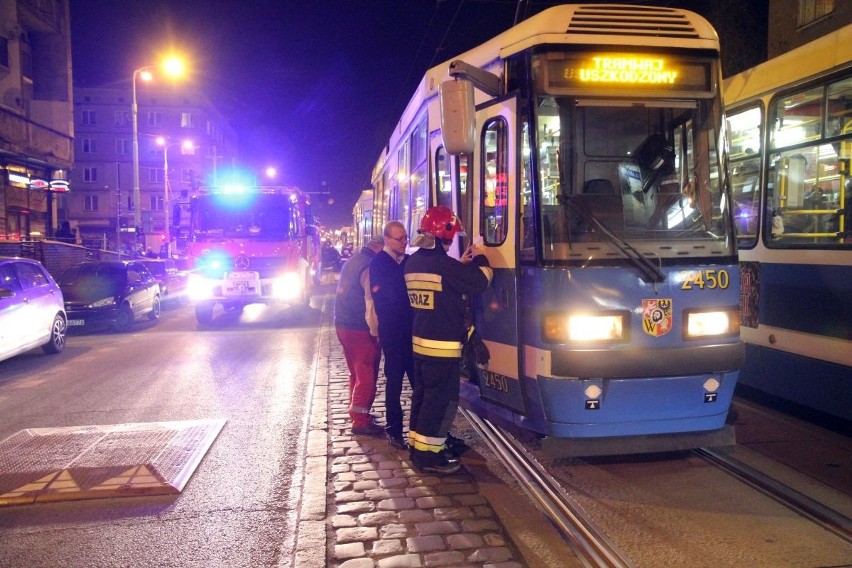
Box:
[0,419,225,506]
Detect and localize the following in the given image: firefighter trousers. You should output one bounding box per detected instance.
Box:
[409,356,460,458]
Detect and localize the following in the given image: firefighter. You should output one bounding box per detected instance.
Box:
[404,206,492,474]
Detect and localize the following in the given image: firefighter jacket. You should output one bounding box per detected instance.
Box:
[404,245,492,359]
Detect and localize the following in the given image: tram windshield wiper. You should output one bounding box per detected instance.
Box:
[560,195,666,283]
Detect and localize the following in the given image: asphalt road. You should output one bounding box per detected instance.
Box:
[0,300,323,568]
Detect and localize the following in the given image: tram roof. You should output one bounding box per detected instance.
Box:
[724,23,852,107]
[373,4,721,182]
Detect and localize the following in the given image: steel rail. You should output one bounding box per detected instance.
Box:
[695,447,852,545]
[460,408,635,568]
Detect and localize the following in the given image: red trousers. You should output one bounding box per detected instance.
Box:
[335,326,381,428]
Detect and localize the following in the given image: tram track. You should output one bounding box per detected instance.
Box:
[460,408,635,568]
[693,447,852,544]
[462,407,852,567]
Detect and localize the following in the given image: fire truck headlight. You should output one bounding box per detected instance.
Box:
[685,308,739,339]
[272,272,303,300]
[543,311,626,343]
[187,273,216,300]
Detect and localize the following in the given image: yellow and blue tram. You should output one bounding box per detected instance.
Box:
[363,4,744,448]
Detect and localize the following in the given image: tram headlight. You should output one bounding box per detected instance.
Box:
[543,312,626,343]
[684,307,740,339]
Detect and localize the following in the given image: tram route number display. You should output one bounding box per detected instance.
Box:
[680,269,730,290]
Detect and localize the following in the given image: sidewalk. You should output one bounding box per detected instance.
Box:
[293,293,526,567]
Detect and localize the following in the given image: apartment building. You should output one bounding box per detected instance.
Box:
[70,85,237,254]
[0,0,73,240]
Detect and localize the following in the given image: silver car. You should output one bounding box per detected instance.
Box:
[0,257,67,363]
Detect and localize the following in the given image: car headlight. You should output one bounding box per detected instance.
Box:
[90,297,116,308]
[684,307,739,339]
[271,272,303,300]
[543,311,627,343]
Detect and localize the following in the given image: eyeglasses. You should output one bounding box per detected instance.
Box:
[386,234,408,243]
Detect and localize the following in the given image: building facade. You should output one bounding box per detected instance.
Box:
[69,85,237,255]
[0,0,73,241]
[768,0,852,57]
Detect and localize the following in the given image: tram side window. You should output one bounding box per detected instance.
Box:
[766,79,852,248]
[410,118,429,238]
[435,146,452,210]
[520,120,535,261]
[726,106,762,248]
[397,144,410,235]
[481,117,509,245]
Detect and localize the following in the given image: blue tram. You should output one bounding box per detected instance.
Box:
[366,5,743,450]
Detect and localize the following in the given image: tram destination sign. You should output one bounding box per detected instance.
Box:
[541,52,713,94]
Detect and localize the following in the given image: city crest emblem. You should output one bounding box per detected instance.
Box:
[642,298,672,337]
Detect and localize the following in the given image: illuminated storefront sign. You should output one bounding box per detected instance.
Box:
[8,172,31,187]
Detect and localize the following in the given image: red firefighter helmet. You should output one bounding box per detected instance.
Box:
[418,206,462,242]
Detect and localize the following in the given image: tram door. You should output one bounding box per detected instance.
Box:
[469,100,526,413]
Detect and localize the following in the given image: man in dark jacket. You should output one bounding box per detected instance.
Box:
[369,220,415,449]
[404,206,492,474]
[335,238,384,436]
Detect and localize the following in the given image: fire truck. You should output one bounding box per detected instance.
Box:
[184,187,320,325]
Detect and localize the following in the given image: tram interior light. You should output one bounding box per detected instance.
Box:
[685,308,739,339]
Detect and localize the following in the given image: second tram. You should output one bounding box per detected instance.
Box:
[365,4,743,449]
[724,24,852,424]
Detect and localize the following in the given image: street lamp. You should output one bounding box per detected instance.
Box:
[157,137,194,257]
[131,57,186,231]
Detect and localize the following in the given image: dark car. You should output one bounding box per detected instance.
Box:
[0,257,66,362]
[321,244,342,273]
[138,258,188,306]
[58,261,160,332]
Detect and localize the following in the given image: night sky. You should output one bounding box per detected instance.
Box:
[69,0,767,227]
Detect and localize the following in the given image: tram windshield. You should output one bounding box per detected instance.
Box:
[528,54,734,263]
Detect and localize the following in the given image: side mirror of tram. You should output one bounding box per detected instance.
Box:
[440,79,476,155]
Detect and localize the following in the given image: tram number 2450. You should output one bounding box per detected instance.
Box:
[482,370,510,393]
[680,269,730,291]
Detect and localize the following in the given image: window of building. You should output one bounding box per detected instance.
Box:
[81,109,96,125]
[83,168,98,182]
[115,138,131,154]
[84,195,99,211]
[82,138,96,153]
[114,110,131,126]
[0,37,8,68]
[181,112,195,128]
[798,0,834,26]
[150,195,164,211]
[147,111,162,127]
[149,169,164,183]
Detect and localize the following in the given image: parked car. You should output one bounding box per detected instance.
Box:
[58,260,160,332]
[321,244,342,273]
[0,257,67,363]
[138,258,189,306]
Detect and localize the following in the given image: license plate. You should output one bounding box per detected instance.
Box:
[227,271,256,280]
[68,319,85,326]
